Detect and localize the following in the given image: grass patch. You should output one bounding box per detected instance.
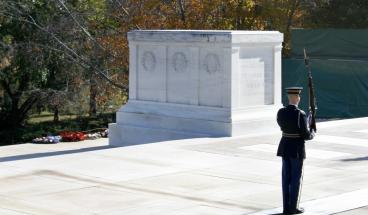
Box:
[27,112,80,124]
[0,112,115,146]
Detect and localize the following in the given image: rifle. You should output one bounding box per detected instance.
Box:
[303,49,317,132]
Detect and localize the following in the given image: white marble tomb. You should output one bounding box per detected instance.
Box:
[109,30,283,146]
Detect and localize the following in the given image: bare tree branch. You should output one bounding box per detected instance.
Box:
[54,0,106,51]
[0,5,128,92]
[177,0,186,23]
[110,0,141,29]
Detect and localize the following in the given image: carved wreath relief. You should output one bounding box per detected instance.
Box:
[172,52,188,73]
[142,51,156,72]
[204,53,220,74]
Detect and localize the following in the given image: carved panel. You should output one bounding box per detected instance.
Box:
[167,47,195,105]
[172,52,188,73]
[199,49,223,107]
[142,51,156,72]
[137,46,165,102]
[203,53,220,74]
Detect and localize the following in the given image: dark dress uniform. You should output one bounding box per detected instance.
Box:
[277,88,314,214]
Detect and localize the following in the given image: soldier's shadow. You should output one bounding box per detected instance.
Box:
[268,213,283,215]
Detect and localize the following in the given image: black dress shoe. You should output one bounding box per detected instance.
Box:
[289,208,304,214]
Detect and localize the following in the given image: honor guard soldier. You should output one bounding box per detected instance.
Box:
[277,87,315,214]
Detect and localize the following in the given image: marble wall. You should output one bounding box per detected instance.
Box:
[131,44,228,107]
[109,30,283,145]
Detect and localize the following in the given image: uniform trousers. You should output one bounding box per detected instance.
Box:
[282,157,304,212]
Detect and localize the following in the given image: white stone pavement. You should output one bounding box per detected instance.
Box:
[1,117,368,215]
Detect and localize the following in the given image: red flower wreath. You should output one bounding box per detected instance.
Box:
[59,131,86,142]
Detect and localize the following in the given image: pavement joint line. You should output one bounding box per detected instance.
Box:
[331,206,368,215]
[247,188,368,215]
[115,169,215,184]
[193,172,279,185]
[317,117,368,129]
[174,131,281,145]
[239,144,352,160]
[353,129,368,133]
[312,135,368,148]
[0,195,53,215]
[0,207,35,215]
[16,169,260,211]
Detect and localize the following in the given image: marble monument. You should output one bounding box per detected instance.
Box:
[109,30,283,146]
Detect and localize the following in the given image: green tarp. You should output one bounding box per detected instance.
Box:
[282,59,368,118]
[291,29,368,59]
[283,29,368,118]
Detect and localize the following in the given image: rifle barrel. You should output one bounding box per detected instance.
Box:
[304,48,317,132]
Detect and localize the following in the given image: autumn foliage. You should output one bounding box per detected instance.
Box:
[0,0,325,129]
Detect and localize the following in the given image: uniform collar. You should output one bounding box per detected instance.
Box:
[287,104,298,109]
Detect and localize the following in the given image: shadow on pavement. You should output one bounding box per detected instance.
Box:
[341,156,368,162]
[0,136,217,163]
[5,169,261,212]
[0,145,117,162]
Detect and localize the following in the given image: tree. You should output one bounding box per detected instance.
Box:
[0,0,63,128]
[0,0,128,127]
[303,0,368,28]
[2,0,353,130]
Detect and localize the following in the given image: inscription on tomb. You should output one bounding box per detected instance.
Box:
[239,58,265,105]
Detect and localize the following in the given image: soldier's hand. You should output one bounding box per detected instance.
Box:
[307,112,312,126]
[310,130,316,139]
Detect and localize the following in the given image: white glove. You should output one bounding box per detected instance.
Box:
[311,130,315,139]
[307,112,313,126]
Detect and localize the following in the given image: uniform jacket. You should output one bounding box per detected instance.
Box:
[277,104,314,159]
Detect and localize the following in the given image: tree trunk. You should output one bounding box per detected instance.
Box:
[89,75,97,117]
[177,0,186,24]
[0,92,39,129]
[286,0,301,33]
[53,105,59,123]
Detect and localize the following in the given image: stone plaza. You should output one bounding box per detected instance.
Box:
[1,30,368,214]
[0,117,368,214]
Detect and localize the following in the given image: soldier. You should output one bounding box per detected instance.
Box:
[277,87,315,214]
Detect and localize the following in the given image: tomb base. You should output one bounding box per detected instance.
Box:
[109,100,281,146]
